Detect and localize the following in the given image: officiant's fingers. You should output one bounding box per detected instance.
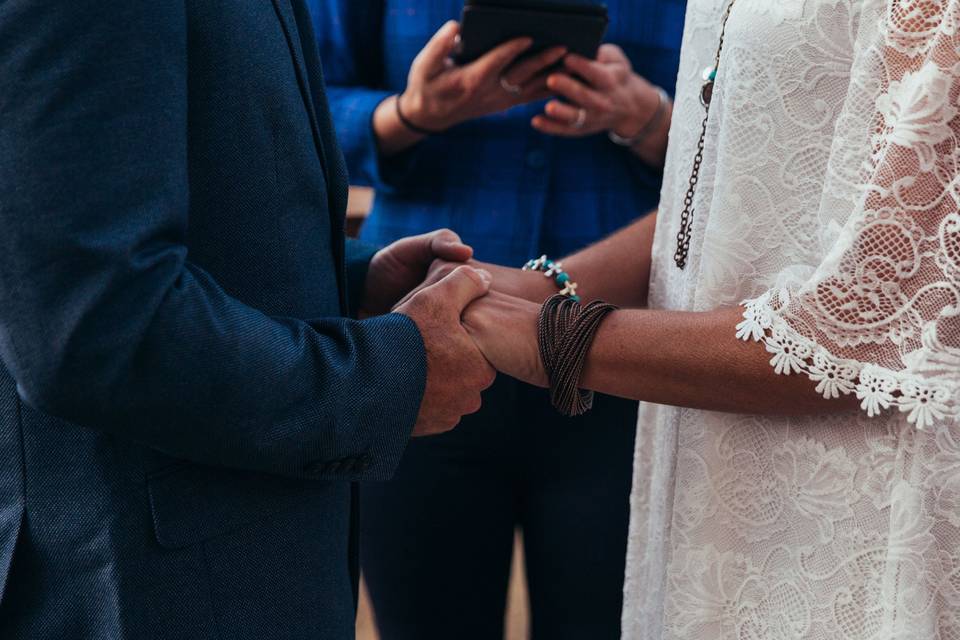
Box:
[501,46,567,92]
[543,100,587,126]
[563,53,617,90]
[469,37,534,80]
[416,21,461,78]
[546,73,612,112]
[436,266,493,315]
[532,115,579,137]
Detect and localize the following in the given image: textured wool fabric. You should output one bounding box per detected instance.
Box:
[0,369,22,607]
[0,1,427,638]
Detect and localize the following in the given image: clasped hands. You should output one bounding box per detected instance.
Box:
[360,229,545,438]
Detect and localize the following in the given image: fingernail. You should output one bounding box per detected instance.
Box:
[476,269,492,283]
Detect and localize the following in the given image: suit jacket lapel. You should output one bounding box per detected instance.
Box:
[270,0,349,311]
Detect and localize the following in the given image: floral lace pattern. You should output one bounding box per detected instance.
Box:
[623,0,960,638]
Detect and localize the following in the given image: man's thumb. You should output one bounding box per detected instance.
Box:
[430,229,473,262]
[436,266,492,313]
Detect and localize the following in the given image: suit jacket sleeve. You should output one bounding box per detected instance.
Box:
[344,239,379,319]
[308,0,423,192]
[0,1,425,481]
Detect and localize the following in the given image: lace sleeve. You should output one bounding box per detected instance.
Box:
[735,0,960,428]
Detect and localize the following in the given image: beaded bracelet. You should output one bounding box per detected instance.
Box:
[522,255,581,303]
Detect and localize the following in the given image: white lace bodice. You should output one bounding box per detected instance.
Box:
[622,0,960,638]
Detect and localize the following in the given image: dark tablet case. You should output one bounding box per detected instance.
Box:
[455,0,609,64]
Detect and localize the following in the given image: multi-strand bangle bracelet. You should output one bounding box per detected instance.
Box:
[538,294,618,416]
[522,254,581,303]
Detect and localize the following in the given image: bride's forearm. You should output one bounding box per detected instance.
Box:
[560,212,657,308]
[479,212,658,308]
[580,306,860,415]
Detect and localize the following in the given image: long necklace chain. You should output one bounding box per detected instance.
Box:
[674,0,739,270]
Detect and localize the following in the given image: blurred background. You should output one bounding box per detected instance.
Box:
[348,187,531,640]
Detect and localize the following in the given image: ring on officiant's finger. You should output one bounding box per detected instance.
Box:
[572,108,587,129]
[499,76,523,96]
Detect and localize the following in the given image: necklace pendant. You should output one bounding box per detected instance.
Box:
[700,80,714,107]
[700,65,718,107]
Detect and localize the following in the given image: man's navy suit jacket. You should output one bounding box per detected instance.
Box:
[0,1,428,638]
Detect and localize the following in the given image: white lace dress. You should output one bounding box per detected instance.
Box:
[622,0,960,638]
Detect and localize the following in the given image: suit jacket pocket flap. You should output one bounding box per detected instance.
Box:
[147,463,310,550]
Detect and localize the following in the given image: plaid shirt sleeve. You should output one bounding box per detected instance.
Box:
[309,0,423,192]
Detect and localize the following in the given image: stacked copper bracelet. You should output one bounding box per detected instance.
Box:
[537,294,619,417]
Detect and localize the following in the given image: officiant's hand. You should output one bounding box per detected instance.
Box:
[533,44,658,137]
[395,266,498,436]
[462,291,546,388]
[398,21,564,132]
[373,21,566,156]
[532,44,670,167]
[360,229,473,318]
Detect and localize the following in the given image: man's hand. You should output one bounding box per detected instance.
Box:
[395,265,497,437]
[360,229,473,318]
[395,258,558,310]
[463,291,547,388]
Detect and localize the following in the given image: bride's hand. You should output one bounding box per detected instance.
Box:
[462,291,548,388]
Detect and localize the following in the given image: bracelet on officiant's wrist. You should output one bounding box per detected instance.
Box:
[394,93,442,137]
[522,254,580,303]
[608,87,670,148]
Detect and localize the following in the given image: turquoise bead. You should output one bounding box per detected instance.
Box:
[570,295,581,303]
[555,272,570,285]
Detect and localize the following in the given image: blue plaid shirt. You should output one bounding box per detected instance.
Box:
[309,0,686,266]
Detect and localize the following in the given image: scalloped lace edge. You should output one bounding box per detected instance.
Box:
[736,294,959,430]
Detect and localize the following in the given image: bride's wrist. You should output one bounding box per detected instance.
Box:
[519,270,563,303]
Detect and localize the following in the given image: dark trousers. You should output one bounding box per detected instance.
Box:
[360,377,639,639]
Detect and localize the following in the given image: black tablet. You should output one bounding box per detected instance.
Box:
[454,0,609,65]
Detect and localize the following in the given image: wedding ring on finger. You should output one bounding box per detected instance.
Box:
[572,108,587,130]
[499,75,523,96]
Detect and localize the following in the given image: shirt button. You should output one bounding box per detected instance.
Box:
[526,150,547,169]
